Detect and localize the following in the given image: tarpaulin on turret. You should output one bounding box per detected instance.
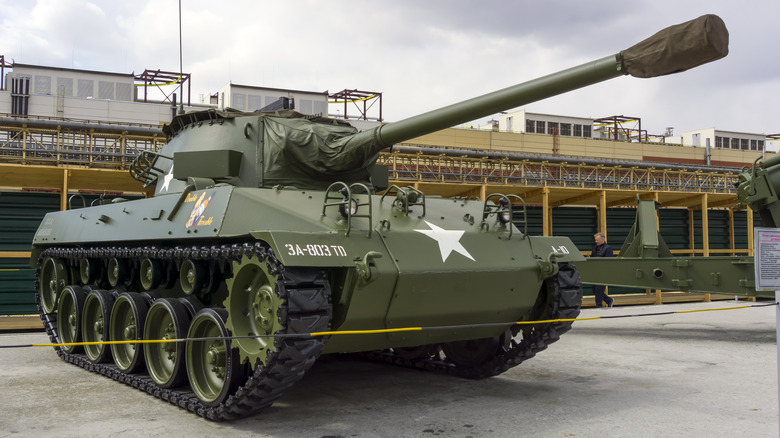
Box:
[262,115,381,189]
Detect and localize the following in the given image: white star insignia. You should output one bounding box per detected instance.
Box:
[161,165,174,192]
[414,220,475,262]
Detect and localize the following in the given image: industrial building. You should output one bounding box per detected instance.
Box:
[0,57,774,325]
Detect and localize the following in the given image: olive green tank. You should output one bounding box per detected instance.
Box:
[31,15,728,420]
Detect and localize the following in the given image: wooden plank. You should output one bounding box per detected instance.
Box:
[0,251,31,258]
[0,315,43,331]
[584,292,751,308]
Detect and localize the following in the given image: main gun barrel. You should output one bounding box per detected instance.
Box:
[351,14,728,150]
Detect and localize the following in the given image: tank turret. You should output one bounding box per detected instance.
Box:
[32,14,728,421]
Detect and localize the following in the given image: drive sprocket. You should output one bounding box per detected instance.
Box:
[223,254,286,369]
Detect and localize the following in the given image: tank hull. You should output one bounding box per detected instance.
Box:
[32,186,583,354]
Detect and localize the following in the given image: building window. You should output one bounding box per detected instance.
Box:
[741,138,749,150]
[548,122,559,135]
[232,93,246,110]
[526,119,535,133]
[34,75,51,94]
[758,140,765,151]
[77,79,93,98]
[751,139,758,151]
[574,124,582,137]
[299,99,313,114]
[248,95,263,110]
[731,138,740,149]
[56,77,73,96]
[583,125,592,137]
[560,123,572,136]
[536,120,545,133]
[115,83,132,101]
[98,81,114,99]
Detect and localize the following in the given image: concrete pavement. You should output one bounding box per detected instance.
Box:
[0,301,776,437]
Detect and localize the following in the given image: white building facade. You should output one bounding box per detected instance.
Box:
[217,83,328,115]
[667,128,765,151]
[496,109,595,138]
[3,64,178,126]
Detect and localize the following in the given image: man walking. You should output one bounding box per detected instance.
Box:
[590,232,614,307]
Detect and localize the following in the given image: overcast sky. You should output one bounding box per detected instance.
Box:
[0,0,778,137]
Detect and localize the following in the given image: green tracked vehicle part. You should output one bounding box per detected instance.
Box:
[31,15,729,420]
[576,151,780,300]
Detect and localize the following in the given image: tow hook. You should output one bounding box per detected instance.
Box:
[537,251,561,279]
[355,251,383,283]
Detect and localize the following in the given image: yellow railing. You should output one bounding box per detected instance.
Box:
[378,151,737,194]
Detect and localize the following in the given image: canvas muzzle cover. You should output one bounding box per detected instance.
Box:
[621,14,729,78]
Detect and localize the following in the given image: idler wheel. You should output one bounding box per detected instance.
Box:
[109,292,149,373]
[81,289,115,363]
[223,255,284,368]
[186,308,246,406]
[441,336,501,368]
[56,286,87,354]
[40,257,69,314]
[179,259,204,296]
[143,298,191,388]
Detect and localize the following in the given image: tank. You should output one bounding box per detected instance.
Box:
[31,15,728,420]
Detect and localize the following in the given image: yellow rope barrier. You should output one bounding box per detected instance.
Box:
[3,302,772,350]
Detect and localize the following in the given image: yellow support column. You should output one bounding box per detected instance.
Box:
[598,190,607,238]
[701,194,710,302]
[649,192,660,300]
[653,192,660,229]
[542,187,550,236]
[688,208,695,257]
[60,169,69,211]
[747,206,754,257]
[745,206,757,302]
[728,208,735,256]
[479,184,487,201]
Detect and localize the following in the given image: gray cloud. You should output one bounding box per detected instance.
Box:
[0,0,776,136]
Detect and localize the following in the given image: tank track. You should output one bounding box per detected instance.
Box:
[35,242,331,421]
[360,262,583,379]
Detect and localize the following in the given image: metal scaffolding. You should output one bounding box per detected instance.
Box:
[328,89,382,121]
[378,150,737,195]
[0,117,164,169]
[134,69,192,106]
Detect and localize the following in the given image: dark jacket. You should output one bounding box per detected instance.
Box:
[590,243,613,258]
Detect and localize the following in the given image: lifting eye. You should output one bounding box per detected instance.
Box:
[497,197,511,224]
[395,187,419,213]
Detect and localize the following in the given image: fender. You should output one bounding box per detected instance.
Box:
[527,236,586,263]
